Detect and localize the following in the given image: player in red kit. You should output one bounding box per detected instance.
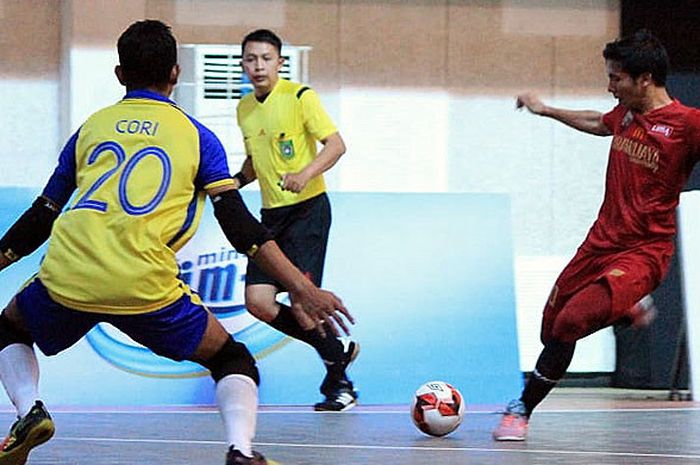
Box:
[493,29,700,441]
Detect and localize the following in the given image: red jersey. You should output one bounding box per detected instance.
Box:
[583,101,700,252]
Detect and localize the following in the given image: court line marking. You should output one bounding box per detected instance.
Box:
[52,436,700,460]
[0,407,697,414]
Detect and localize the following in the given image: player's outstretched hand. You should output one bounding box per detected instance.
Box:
[289,286,354,338]
[249,240,354,337]
[516,92,546,115]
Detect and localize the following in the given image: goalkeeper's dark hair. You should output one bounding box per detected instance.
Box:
[242,29,282,55]
[118,19,177,90]
[603,29,669,85]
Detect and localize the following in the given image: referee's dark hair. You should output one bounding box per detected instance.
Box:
[117,19,177,91]
[242,29,282,55]
[603,29,669,86]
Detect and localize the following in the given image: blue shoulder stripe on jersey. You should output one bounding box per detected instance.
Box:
[167,192,200,248]
[184,114,233,190]
[42,129,79,207]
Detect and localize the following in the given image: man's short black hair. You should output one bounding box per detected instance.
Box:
[603,29,669,86]
[117,19,177,90]
[242,29,282,55]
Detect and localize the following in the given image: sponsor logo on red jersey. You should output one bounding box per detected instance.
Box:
[611,135,660,172]
[651,124,673,137]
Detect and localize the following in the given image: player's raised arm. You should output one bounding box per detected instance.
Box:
[206,184,353,336]
[516,92,611,136]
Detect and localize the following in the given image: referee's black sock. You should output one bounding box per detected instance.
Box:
[520,341,575,416]
[268,304,345,375]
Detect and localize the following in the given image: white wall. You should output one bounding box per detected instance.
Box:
[337,87,450,193]
[679,192,700,397]
[0,79,59,187]
[66,47,123,135]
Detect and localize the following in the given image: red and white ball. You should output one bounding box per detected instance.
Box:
[411,381,465,437]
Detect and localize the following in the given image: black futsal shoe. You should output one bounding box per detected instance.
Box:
[226,446,280,465]
[0,400,55,465]
[314,379,358,412]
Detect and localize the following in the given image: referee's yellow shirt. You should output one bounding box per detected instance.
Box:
[237,79,337,209]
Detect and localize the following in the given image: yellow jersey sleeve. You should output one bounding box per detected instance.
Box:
[300,88,338,142]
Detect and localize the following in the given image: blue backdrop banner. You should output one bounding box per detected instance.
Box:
[0,189,521,406]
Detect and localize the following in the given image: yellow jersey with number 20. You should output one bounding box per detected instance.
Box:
[38,90,233,314]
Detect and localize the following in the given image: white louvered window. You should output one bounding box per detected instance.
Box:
[175,44,310,164]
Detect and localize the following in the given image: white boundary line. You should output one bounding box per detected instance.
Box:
[512,407,700,414]
[52,436,700,460]
[0,407,697,414]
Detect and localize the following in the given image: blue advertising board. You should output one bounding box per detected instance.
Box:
[0,189,521,406]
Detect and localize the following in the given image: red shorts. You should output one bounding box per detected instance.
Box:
[540,239,674,343]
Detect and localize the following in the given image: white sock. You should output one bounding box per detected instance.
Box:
[216,374,258,457]
[0,343,40,416]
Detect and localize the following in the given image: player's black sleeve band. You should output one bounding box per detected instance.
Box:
[211,189,272,257]
[0,196,61,262]
[296,86,310,99]
[233,171,250,188]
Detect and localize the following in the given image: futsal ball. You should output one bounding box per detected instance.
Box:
[411,381,465,437]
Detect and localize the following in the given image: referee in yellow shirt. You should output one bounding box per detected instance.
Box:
[235,29,358,411]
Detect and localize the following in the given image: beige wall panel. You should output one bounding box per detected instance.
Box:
[67,0,147,46]
[144,0,174,20]
[0,0,60,78]
[339,0,448,87]
[551,5,618,94]
[145,1,241,44]
[446,2,554,94]
[273,0,340,91]
[501,0,614,36]
[446,1,619,95]
[174,0,288,27]
[553,36,615,95]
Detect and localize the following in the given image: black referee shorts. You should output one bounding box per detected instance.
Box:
[246,193,331,288]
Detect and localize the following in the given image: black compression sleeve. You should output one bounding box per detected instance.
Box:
[211,189,272,257]
[0,196,61,262]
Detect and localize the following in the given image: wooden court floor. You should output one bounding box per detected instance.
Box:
[1,388,699,465]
